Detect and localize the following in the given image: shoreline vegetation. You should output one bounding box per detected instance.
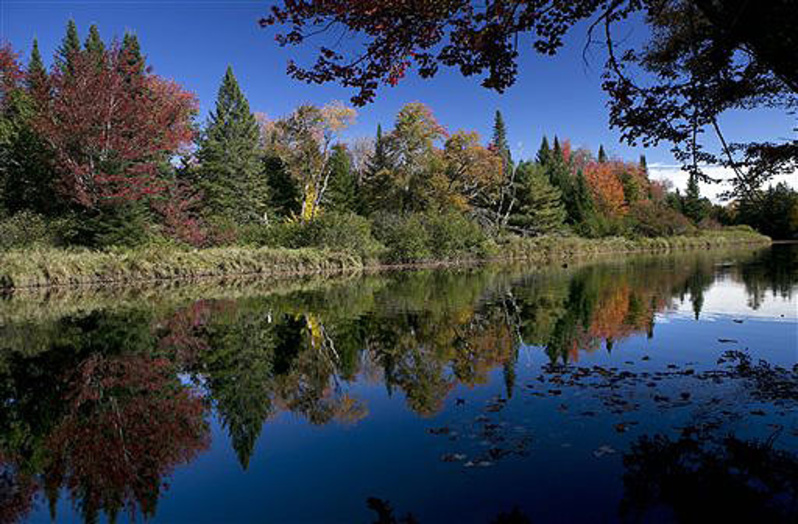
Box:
[0,228,769,290]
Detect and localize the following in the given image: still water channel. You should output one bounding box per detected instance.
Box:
[1,245,796,523]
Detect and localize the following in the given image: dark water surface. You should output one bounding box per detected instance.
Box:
[1,245,796,523]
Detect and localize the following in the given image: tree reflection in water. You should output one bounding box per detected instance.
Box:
[0,246,794,522]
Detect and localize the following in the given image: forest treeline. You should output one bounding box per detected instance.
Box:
[1,22,794,261]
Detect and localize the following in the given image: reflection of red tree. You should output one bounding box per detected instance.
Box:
[159,299,236,367]
[0,453,38,524]
[45,354,209,521]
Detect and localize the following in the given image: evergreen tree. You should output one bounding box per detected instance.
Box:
[197,66,267,224]
[639,154,648,173]
[545,137,577,223]
[84,24,105,66]
[0,41,57,216]
[362,124,395,214]
[265,155,301,218]
[491,110,512,167]
[683,173,707,223]
[55,20,81,74]
[27,39,47,90]
[121,32,144,74]
[552,136,562,163]
[510,162,566,234]
[325,144,358,212]
[536,136,550,166]
[598,145,607,163]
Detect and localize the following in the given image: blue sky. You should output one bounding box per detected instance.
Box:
[2,0,794,199]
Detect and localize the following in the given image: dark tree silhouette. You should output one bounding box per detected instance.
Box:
[261,1,797,198]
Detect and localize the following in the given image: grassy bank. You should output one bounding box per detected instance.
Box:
[0,228,769,290]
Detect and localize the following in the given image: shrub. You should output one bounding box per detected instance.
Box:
[373,211,490,263]
[423,211,490,259]
[373,212,432,263]
[258,212,384,260]
[0,211,54,249]
[628,201,693,238]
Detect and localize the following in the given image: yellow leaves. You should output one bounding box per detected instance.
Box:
[320,100,357,133]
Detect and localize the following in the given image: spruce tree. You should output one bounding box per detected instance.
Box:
[121,33,144,72]
[536,136,550,166]
[362,124,395,214]
[552,136,562,163]
[325,144,358,212]
[491,110,512,166]
[545,137,577,223]
[683,173,707,223]
[27,39,47,91]
[84,24,105,66]
[598,145,607,163]
[265,155,301,218]
[56,20,81,74]
[511,162,566,235]
[197,66,267,223]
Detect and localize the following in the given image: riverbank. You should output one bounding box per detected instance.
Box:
[0,228,770,290]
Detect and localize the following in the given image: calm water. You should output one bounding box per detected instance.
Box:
[1,245,796,523]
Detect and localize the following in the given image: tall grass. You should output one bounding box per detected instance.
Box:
[0,228,769,290]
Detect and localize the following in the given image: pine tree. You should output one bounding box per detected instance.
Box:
[121,32,144,73]
[325,144,358,212]
[511,162,566,234]
[56,20,81,74]
[545,137,577,223]
[683,173,707,223]
[265,155,301,218]
[639,154,648,173]
[26,39,47,91]
[197,66,267,223]
[536,136,550,166]
[598,145,607,163]
[491,110,512,166]
[362,124,395,214]
[0,39,57,216]
[552,136,562,162]
[84,24,105,66]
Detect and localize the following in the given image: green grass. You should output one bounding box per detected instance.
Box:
[0,227,770,290]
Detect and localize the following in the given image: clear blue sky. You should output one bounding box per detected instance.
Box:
[2,0,793,197]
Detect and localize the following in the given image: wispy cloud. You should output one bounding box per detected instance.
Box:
[648,163,797,203]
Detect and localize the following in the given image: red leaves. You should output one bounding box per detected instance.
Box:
[32,45,197,208]
[584,160,634,216]
[0,41,23,105]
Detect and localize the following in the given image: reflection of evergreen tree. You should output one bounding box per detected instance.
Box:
[191,304,281,470]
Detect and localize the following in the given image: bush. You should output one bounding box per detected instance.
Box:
[628,201,693,238]
[258,212,384,260]
[373,211,491,263]
[0,211,54,249]
[373,212,431,263]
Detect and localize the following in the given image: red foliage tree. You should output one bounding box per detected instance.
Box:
[584,160,629,216]
[32,45,197,207]
[0,42,23,105]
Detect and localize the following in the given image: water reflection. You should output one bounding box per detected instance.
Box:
[0,246,795,522]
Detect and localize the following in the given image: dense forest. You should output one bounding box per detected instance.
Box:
[1,22,795,261]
